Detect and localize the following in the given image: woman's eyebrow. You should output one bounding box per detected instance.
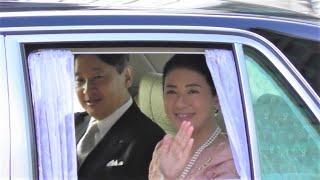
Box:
[186,84,201,88]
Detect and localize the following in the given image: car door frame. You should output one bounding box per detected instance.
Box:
[0,34,11,179]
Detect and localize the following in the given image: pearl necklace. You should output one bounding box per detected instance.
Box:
[179,127,221,179]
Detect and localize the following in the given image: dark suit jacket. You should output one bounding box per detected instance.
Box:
[75,102,165,180]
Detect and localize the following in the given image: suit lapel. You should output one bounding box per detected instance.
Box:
[92,103,137,158]
[79,103,140,172]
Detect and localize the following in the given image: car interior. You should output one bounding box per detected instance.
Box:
[72,53,227,135]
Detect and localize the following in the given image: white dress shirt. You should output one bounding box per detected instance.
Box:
[77,97,133,166]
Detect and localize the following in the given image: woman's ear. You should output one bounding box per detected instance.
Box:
[124,66,133,88]
[213,95,220,113]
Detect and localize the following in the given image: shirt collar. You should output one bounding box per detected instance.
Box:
[90,97,133,136]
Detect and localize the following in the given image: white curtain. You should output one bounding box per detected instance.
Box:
[205,49,251,180]
[28,49,77,180]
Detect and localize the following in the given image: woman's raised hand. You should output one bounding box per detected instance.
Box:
[159,121,194,180]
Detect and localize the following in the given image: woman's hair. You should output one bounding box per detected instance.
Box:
[162,54,217,95]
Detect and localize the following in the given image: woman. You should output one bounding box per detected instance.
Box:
[149,54,239,179]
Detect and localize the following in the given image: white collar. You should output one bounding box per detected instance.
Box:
[92,97,133,138]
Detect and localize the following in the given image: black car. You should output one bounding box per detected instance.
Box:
[0,1,319,179]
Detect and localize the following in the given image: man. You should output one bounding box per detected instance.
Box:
[74,54,165,179]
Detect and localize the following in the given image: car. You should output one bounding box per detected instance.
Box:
[0,1,319,179]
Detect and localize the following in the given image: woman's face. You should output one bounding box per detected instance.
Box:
[164,68,217,134]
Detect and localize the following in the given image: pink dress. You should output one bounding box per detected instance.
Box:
[149,134,239,180]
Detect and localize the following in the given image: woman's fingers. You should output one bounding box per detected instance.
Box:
[183,138,194,157]
[181,124,193,149]
[175,121,187,143]
[180,121,190,141]
[161,135,173,155]
[159,122,194,179]
[172,121,194,153]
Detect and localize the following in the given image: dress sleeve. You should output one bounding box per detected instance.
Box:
[148,141,163,180]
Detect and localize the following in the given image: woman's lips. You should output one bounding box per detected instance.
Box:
[174,113,195,122]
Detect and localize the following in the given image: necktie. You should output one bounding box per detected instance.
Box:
[79,121,100,155]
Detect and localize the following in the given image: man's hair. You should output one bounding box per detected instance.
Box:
[162,54,216,96]
[75,54,129,74]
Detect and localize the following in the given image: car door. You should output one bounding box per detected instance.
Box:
[4,22,319,179]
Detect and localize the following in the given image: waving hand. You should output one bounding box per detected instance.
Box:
[159,121,194,180]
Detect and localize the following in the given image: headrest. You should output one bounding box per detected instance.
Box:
[138,72,176,135]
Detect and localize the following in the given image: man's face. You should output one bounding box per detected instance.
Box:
[75,55,132,120]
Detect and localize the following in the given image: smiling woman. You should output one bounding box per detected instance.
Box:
[147,50,254,179]
[149,54,239,179]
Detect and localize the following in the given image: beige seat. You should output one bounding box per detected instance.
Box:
[137,72,226,135]
[137,72,176,135]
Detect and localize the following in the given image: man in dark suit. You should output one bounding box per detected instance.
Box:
[74,54,165,179]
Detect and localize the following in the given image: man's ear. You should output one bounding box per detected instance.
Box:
[124,66,133,88]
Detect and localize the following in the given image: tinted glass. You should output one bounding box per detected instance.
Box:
[252,29,320,96]
[244,46,320,179]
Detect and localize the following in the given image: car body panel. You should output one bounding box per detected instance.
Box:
[5,35,35,179]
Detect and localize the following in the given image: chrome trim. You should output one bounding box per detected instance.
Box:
[1,15,319,32]
[0,35,10,178]
[0,10,318,25]
[234,43,260,179]
[5,36,34,179]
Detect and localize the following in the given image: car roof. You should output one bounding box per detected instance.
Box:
[0,0,319,23]
[0,1,319,42]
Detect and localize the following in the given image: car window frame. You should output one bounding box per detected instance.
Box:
[0,35,10,179]
[4,25,320,179]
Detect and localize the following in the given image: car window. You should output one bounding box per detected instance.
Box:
[251,28,320,96]
[26,45,252,178]
[244,46,320,179]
